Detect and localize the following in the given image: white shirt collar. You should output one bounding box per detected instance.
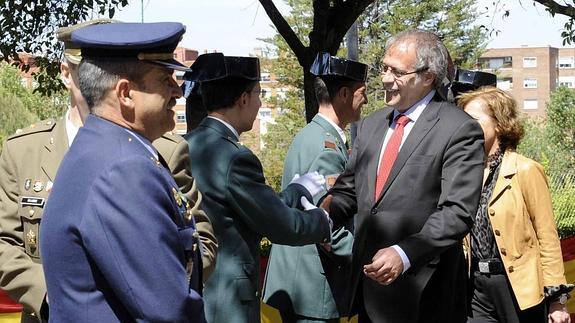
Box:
[317,113,347,144]
[64,108,80,147]
[208,116,240,140]
[393,90,435,123]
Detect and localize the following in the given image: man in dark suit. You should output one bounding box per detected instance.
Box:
[263,53,368,322]
[184,53,332,323]
[40,22,205,322]
[324,29,485,323]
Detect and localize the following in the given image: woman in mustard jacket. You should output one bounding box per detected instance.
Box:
[458,87,571,323]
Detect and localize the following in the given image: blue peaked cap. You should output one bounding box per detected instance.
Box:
[71,22,190,71]
[310,52,368,82]
[183,53,260,82]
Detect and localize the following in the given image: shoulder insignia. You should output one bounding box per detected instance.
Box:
[324,140,336,150]
[325,174,340,189]
[160,132,184,144]
[6,118,58,141]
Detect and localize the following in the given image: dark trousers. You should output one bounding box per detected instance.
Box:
[468,271,547,323]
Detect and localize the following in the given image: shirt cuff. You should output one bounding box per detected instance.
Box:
[391,245,411,273]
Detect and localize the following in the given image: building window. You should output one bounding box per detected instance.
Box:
[478,56,512,69]
[523,57,537,68]
[523,78,538,89]
[497,77,513,90]
[558,76,575,88]
[261,72,271,82]
[558,56,575,69]
[176,111,186,123]
[523,100,538,110]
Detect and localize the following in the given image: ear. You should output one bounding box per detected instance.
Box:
[60,62,72,90]
[338,86,350,103]
[421,71,435,87]
[238,91,250,108]
[116,79,135,109]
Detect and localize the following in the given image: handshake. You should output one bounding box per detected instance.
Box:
[290,172,333,249]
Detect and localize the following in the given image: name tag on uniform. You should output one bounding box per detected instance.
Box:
[20,197,45,207]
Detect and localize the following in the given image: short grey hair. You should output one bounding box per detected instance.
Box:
[77,57,148,111]
[385,29,449,89]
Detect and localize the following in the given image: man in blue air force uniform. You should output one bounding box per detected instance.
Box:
[184,53,332,323]
[40,22,205,322]
[263,53,368,322]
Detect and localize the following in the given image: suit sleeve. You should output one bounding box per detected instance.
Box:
[398,118,484,268]
[0,141,46,317]
[226,150,331,245]
[79,158,202,322]
[519,160,566,286]
[163,139,217,282]
[326,124,363,229]
[307,148,353,258]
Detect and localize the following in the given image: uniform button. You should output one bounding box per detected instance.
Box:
[489,209,495,216]
[494,229,500,236]
[508,266,514,273]
[500,248,506,256]
[29,209,35,217]
[371,209,377,215]
[255,291,259,297]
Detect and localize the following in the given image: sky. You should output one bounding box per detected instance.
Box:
[113,0,572,56]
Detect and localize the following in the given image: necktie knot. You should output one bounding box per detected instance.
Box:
[395,114,410,127]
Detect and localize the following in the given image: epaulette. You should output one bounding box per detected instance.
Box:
[7,119,58,141]
[222,135,242,148]
[160,131,185,144]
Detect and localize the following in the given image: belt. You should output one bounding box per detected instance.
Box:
[472,258,505,275]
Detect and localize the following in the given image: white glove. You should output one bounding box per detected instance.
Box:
[290,171,326,197]
[301,196,333,251]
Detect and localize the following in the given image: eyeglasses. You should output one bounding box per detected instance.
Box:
[380,63,428,79]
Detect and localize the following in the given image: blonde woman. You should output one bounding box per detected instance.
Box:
[458,87,571,323]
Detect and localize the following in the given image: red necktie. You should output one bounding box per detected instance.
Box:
[375,114,410,199]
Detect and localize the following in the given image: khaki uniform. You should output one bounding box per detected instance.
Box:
[0,117,216,322]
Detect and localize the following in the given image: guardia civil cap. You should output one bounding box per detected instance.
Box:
[310,52,368,82]
[451,68,496,96]
[57,18,117,64]
[70,22,190,71]
[183,53,260,82]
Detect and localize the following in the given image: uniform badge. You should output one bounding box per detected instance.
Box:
[325,174,340,190]
[24,179,31,191]
[185,201,193,221]
[324,141,336,149]
[172,187,182,207]
[33,181,43,192]
[45,181,53,193]
[26,229,37,246]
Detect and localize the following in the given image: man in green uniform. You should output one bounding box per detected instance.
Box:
[0,20,216,322]
[184,53,332,323]
[263,53,368,322]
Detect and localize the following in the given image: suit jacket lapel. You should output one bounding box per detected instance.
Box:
[41,119,69,181]
[490,151,516,205]
[375,98,442,203]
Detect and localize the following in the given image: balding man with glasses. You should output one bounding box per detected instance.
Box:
[322,29,485,323]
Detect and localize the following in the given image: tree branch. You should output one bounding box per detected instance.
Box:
[533,0,575,18]
[259,0,306,60]
[328,0,375,52]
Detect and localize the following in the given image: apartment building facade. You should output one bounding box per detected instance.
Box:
[478,46,575,117]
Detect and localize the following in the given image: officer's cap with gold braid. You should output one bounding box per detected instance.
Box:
[57,18,117,65]
[70,22,190,72]
[310,52,368,82]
